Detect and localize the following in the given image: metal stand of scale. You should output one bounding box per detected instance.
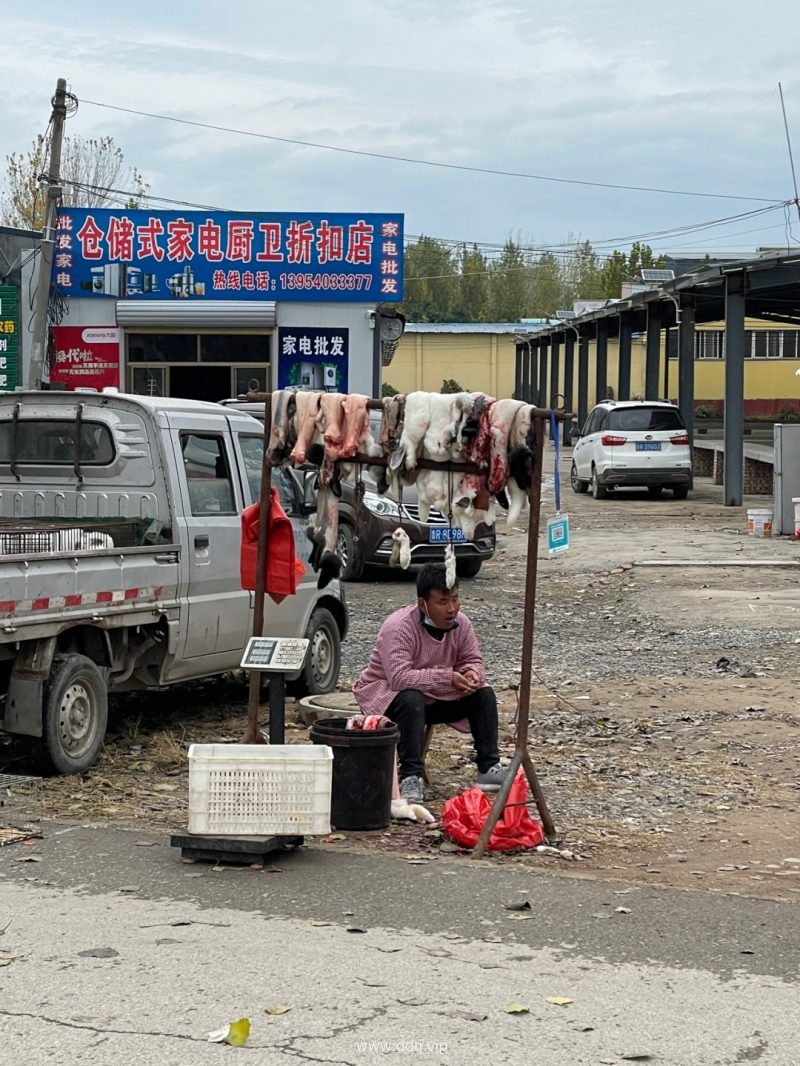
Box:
[170,636,311,866]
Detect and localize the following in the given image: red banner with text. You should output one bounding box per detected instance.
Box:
[50,326,121,391]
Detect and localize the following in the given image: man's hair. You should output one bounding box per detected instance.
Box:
[416,563,458,600]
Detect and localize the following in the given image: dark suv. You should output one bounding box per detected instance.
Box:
[218,400,496,580]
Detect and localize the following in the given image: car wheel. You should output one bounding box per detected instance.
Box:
[335,522,364,581]
[41,654,108,774]
[291,607,341,697]
[647,485,663,497]
[672,485,689,500]
[590,467,607,500]
[455,557,483,579]
[570,462,589,494]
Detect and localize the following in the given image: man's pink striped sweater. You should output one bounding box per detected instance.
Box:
[353,604,487,716]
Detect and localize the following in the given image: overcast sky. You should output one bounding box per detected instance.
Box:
[3,0,800,262]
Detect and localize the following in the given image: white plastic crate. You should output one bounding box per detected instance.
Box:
[187,744,333,837]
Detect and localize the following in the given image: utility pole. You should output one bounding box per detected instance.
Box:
[28,78,69,389]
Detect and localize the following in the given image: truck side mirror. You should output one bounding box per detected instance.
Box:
[301,469,318,516]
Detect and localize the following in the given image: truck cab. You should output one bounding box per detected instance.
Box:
[0,391,348,774]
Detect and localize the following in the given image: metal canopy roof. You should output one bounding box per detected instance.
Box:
[524,252,800,338]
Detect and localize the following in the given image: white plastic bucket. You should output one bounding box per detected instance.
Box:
[747,507,773,537]
[792,498,800,539]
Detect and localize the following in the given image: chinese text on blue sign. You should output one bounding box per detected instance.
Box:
[52,209,404,303]
[277,327,349,392]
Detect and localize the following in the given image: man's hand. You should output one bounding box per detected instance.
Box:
[452,669,480,693]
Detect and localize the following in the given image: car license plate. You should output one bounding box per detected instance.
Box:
[429,526,466,543]
[636,442,662,452]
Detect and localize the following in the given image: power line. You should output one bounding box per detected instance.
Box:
[60,176,787,263]
[80,97,782,205]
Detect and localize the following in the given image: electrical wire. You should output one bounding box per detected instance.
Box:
[58,176,788,269]
[79,97,782,205]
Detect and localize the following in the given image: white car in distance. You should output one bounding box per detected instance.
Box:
[571,400,692,500]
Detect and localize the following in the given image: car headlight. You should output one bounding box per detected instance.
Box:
[363,492,400,517]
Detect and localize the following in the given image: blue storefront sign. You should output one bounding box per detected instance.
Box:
[52,208,404,303]
[277,327,349,392]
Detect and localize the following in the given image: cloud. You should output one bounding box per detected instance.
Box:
[1,0,799,253]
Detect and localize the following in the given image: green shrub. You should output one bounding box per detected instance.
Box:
[441,378,465,393]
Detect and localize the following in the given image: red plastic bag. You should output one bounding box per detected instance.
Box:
[240,489,306,604]
[441,769,544,852]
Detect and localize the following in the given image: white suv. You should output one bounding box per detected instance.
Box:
[571,400,692,500]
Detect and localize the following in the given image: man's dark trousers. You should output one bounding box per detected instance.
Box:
[385,687,500,780]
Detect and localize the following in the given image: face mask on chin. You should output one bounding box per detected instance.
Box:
[420,608,458,633]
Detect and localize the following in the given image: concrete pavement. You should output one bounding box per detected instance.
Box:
[1,825,798,1065]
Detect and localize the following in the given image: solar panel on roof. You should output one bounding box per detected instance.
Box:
[555,310,576,319]
[640,268,675,282]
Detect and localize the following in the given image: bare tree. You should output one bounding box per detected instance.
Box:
[1,133,149,230]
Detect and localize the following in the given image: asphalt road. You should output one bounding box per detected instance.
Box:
[1,825,798,1065]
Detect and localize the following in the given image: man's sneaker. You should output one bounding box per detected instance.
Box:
[400,775,424,804]
[476,762,507,791]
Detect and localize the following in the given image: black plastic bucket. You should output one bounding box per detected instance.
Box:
[309,716,399,831]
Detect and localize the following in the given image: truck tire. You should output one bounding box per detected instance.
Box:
[41,654,108,774]
[291,607,341,696]
[336,522,365,581]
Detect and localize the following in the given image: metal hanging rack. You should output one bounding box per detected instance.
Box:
[242,391,571,857]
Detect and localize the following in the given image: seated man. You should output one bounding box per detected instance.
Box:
[353,562,507,804]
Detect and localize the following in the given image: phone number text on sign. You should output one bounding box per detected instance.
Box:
[280,273,373,291]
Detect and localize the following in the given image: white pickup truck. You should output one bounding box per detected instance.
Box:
[0,391,348,774]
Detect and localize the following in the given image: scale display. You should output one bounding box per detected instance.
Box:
[240,637,309,672]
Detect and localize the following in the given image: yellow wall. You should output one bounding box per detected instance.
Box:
[389,320,800,408]
[386,334,517,398]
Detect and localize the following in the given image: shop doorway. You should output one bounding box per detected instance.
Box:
[170,365,231,403]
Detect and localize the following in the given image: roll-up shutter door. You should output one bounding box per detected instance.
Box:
[116,300,277,329]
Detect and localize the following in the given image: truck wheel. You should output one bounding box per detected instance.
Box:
[336,523,364,581]
[292,608,341,696]
[455,557,483,579]
[41,655,108,774]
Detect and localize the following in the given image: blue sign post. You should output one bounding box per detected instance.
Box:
[52,209,404,303]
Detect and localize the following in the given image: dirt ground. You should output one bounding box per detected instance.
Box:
[2,469,799,902]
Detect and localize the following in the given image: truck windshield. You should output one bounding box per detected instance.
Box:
[238,434,297,514]
[0,419,115,464]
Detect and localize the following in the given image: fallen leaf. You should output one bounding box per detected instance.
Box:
[309,920,331,927]
[207,1018,250,1046]
[504,900,532,911]
[546,996,574,1006]
[346,926,367,934]
[615,906,632,914]
[507,914,534,921]
[78,947,119,959]
[505,1002,530,1014]
[264,1004,291,1015]
[13,855,42,863]
[397,996,427,1006]
[621,1056,654,1061]
[0,957,16,967]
